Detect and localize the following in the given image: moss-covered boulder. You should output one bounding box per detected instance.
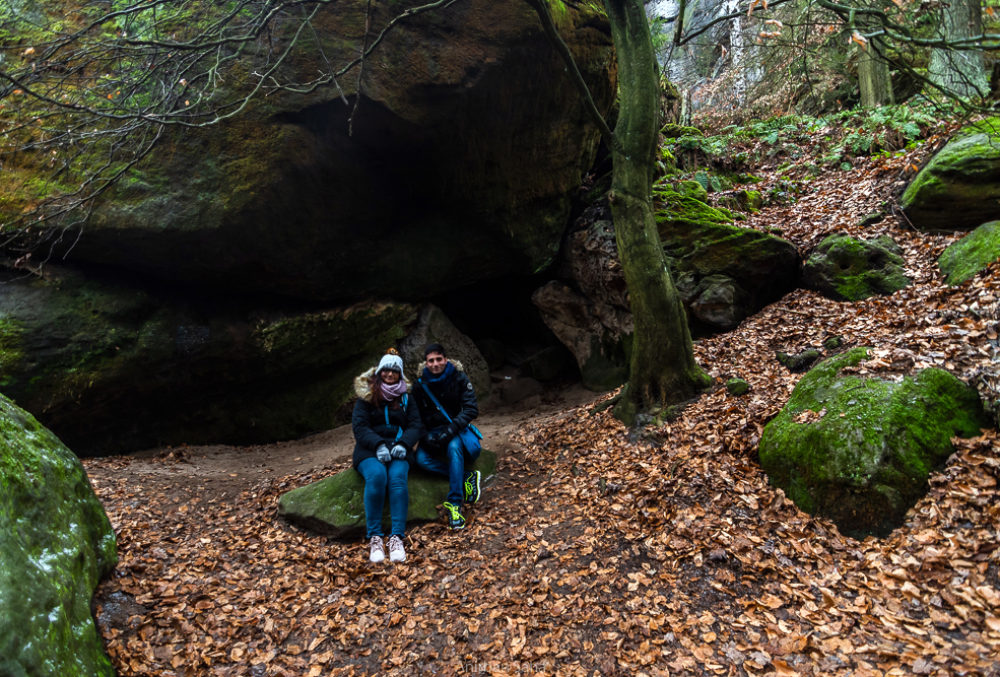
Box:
[278,450,497,538]
[0,264,417,453]
[656,188,800,330]
[0,393,117,676]
[901,118,1000,231]
[15,1,614,304]
[937,220,1000,285]
[802,234,910,301]
[759,348,989,538]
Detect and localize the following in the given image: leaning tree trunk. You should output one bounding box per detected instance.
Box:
[604,0,710,421]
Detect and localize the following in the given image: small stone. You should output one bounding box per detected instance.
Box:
[726,378,750,396]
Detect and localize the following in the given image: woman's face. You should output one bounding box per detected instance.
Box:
[381,369,401,385]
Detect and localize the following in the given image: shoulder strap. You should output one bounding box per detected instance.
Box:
[383,394,407,442]
[418,378,454,424]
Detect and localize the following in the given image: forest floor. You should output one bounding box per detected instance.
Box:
[83,123,1000,676]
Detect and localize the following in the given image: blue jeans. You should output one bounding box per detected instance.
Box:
[356,457,409,539]
[414,431,481,504]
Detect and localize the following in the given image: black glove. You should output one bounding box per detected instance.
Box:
[445,422,459,438]
[425,429,447,447]
[376,444,391,463]
[390,444,407,460]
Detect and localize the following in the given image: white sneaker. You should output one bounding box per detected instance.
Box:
[387,535,406,563]
[369,536,385,563]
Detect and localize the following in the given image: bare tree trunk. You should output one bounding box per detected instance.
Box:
[603,0,710,423]
[858,37,894,107]
[929,0,989,98]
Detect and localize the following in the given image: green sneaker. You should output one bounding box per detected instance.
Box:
[442,501,466,530]
[463,470,482,504]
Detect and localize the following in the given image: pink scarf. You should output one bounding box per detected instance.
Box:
[379,379,408,401]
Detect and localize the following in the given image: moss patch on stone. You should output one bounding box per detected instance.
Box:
[759,348,989,537]
[803,234,910,301]
[0,394,117,676]
[937,220,1000,285]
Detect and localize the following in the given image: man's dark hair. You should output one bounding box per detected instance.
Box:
[424,342,446,357]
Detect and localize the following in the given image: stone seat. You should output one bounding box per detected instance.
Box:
[278,450,497,538]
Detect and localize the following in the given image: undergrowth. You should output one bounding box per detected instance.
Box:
[666,100,961,175]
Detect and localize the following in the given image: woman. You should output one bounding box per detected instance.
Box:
[352,348,423,563]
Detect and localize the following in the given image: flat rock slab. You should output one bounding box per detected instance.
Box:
[278,450,497,538]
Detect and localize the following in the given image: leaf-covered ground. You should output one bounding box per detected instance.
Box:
[84,126,1000,676]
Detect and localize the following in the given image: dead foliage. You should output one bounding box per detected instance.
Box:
[84,139,999,676]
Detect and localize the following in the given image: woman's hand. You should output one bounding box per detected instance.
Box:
[390,444,407,460]
[376,444,391,463]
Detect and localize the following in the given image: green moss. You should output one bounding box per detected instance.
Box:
[938,220,1000,285]
[0,394,116,676]
[652,186,734,236]
[726,378,750,396]
[760,348,989,537]
[901,118,1000,231]
[661,123,704,138]
[804,234,910,301]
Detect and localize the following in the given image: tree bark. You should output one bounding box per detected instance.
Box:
[928,0,988,98]
[858,36,894,107]
[603,0,710,420]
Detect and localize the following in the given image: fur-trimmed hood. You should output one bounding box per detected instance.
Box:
[353,359,467,399]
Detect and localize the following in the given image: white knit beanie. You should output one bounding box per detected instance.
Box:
[375,349,403,375]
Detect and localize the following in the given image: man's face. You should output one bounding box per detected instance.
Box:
[426,351,447,376]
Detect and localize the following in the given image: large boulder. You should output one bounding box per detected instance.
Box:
[0,264,417,453]
[397,304,491,399]
[0,393,117,676]
[654,188,800,330]
[16,1,615,304]
[937,220,1000,285]
[759,348,989,538]
[901,118,1000,231]
[278,450,497,538]
[802,234,910,301]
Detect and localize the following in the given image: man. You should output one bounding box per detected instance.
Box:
[412,342,481,529]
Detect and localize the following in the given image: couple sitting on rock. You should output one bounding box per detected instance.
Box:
[351,342,482,564]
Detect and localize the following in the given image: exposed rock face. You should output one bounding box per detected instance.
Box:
[802,234,910,301]
[0,394,117,676]
[0,2,615,452]
[0,265,417,453]
[34,1,616,303]
[901,118,1000,231]
[532,218,633,390]
[533,194,799,390]
[397,304,490,399]
[759,348,989,538]
[938,220,1000,286]
[278,450,497,538]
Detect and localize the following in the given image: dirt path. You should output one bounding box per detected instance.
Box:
[103,382,603,499]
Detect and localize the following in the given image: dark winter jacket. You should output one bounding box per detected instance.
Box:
[351,392,423,469]
[414,361,479,435]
